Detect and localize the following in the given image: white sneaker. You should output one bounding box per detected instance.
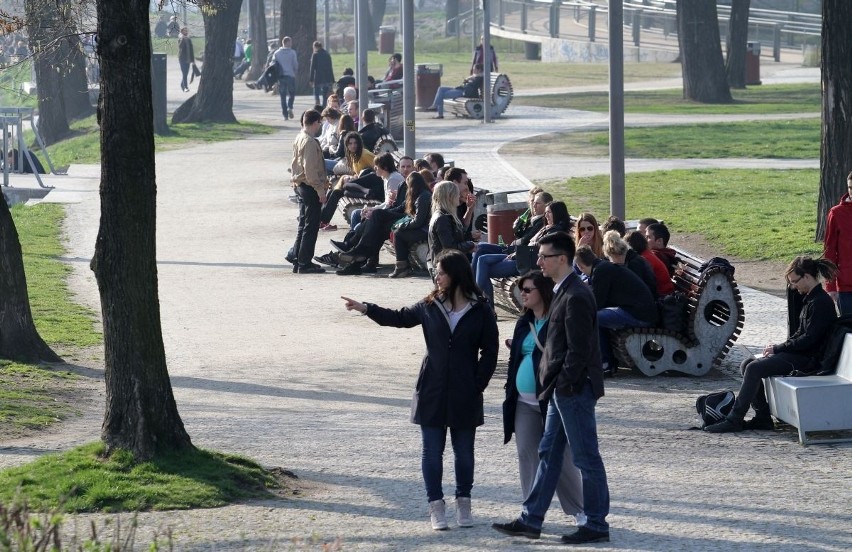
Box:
[429,499,448,531]
[456,497,473,527]
[575,512,588,526]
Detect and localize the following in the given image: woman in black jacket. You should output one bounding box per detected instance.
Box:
[388,173,432,278]
[503,271,585,526]
[428,181,475,266]
[342,250,498,530]
[706,256,838,433]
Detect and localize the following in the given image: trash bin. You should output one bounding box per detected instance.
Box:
[487,201,527,245]
[379,26,395,54]
[415,63,443,110]
[746,41,761,85]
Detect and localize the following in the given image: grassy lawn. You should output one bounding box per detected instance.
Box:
[0,442,280,512]
[545,168,822,261]
[0,361,79,436]
[29,115,275,168]
[513,83,821,114]
[502,119,819,159]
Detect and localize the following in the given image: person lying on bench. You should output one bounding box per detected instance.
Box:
[705,256,838,433]
[428,64,484,119]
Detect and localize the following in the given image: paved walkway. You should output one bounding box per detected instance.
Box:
[2,60,850,551]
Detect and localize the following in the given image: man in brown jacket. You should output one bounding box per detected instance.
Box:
[289,110,328,273]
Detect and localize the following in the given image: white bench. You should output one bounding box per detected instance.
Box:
[764,333,852,445]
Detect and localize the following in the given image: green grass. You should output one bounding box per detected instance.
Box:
[503,119,820,159]
[0,361,78,435]
[546,168,822,261]
[14,204,100,348]
[0,60,37,107]
[29,115,276,168]
[0,442,280,512]
[513,83,822,114]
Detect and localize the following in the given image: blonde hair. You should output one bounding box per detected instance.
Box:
[602,230,629,258]
[430,181,461,225]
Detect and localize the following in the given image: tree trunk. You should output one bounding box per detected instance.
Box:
[725,0,750,89]
[676,0,732,103]
[370,0,387,34]
[0,199,61,363]
[445,0,459,36]
[60,34,95,121]
[280,0,316,95]
[94,0,193,460]
[173,0,242,124]
[247,0,268,81]
[25,0,70,146]
[817,0,852,241]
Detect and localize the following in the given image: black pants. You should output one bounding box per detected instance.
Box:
[320,188,344,224]
[344,173,384,200]
[394,227,426,262]
[348,209,404,258]
[293,184,321,266]
[731,353,811,420]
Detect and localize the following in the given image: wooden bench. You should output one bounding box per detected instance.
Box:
[612,249,744,377]
[383,237,430,273]
[337,196,382,225]
[764,333,852,445]
[444,73,514,119]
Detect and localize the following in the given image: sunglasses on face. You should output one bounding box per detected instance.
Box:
[520,286,537,294]
[579,225,595,233]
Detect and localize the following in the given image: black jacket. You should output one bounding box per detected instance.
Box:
[365,297,499,428]
[625,249,658,299]
[309,48,335,84]
[540,272,605,400]
[503,311,549,444]
[428,210,474,261]
[394,190,432,233]
[588,258,658,324]
[512,215,546,247]
[359,122,388,153]
[459,75,484,98]
[774,284,837,357]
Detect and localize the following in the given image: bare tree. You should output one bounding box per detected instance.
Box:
[94,0,193,460]
[817,0,852,240]
[725,0,750,89]
[676,0,732,103]
[246,0,268,81]
[25,0,70,145]
[0,196,62,363]
[279,0,317,94]
[173,0,242,124]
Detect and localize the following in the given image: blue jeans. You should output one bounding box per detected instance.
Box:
[314,83,332,106]
[838,292,852,315]
[475,253,518,304]
[521,384,610,533]
[179,60,190,90]
[430,86,464,116]
[420,425,476,502]
[597,307,652,367]
[279,75,296,116]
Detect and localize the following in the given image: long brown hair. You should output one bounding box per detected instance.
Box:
[575,212,603,258]
[426,250,482,308]
[343,131,364,165]
[785,256,838,282]
[405,172,428,216]
[517,271,555,315]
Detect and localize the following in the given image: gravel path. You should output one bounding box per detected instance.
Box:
[2,60,850,551]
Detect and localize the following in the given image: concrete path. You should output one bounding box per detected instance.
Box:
[1,59,849,551]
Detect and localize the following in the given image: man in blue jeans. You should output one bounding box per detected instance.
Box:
[493,231,611,545]
[274,36,298,120]
[429,64,484,119]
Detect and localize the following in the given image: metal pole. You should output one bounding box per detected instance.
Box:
[609,0,625,219]
[357,0,370,128]
[482,0,492,123]
[402,0,415,158]
[472,1,478,55]
[325,0,331,50]
[182,0,187,26]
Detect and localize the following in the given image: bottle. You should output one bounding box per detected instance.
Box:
[497,234,505,247]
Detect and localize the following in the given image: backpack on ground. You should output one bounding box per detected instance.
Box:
[695,390,735,428]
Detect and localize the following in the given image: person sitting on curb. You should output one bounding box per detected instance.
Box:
[428,64,484,119]
[705,256,838,434]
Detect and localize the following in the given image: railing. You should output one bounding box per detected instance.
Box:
[492,0,822,61]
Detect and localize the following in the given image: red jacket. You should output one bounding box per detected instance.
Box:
[824,193,852,292]
[641,249,674,296]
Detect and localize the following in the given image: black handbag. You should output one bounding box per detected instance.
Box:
[190,63,201,83]
[514,244,539,274]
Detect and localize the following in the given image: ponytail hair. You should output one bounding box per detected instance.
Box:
[785,256,838,282]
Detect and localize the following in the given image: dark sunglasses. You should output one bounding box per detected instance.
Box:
[520,286,537,293]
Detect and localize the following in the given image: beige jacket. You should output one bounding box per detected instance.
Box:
[291,130,327,196]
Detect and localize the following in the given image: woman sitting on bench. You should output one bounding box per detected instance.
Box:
[705,256,838,433]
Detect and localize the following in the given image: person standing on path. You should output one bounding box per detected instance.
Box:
[493,231,611,545]
[289,110,327,274]
[274,37,298,120]
[341,250,499,531]
[823,171,852,314]
[309,41,335,108]
[177,27,195,93]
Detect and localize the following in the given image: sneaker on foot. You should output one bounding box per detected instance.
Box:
[743,416,774,430]
[288,109,295,119]
[704,418,744,433]
[314,252,339,267]
[491,519,540,539]
[456,497,473,528]
[320,223,338,231]
[575,512,588,526]
[429,499,448,531]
